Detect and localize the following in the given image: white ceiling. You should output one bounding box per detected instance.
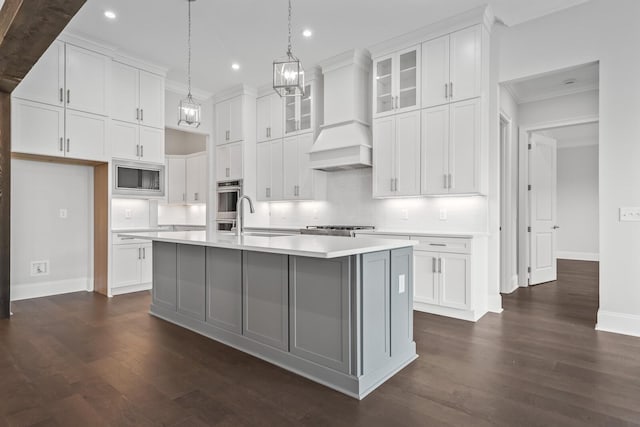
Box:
[64,0,590,95]
[503,61,599,104]
[540,122,599,148]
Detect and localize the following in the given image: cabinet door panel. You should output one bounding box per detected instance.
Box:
[206,247,242,334]
[284,96,298,135]
[152,242,177,311]
[449,98,480,194]
[299,84,312,132]
[139,71,165,129]
[177,244,206,321]
[290,256,351,373]
[215,100,230,145]
[198,153,209,203]
[270,93,284,139]
[391,247,414,357]
[422,35,450,108]
[187,154,202,203]
[139,126,165,164]
[65,110,107,161]
[228,96,243,143]
[361,251,391,375]
[449,26,482,103]
[215,145,229,182]
[112,245,141,288]
[282,136,298,199]
[243,252,289,351]
[228,142,243,181]
[373,54,395,117]
[413,251,438,305]
[421,105,449,195]
[395,111,421,196]
[256,142,271,201]
[111,120,139,160]
[140,244,153,284]
[372,116,395,197]
[396,46,420,112]
[440,253,470,310]
[11,99,64,157]
[65,45,108,116]
[167,157,187,204]
[111,62,139,124]
[271,139,284,200]
[13,40,64,107]
[297,133,313,199]
[256,96,271,143]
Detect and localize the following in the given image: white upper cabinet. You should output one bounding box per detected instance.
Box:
[111,62,165,129]
[166,156,187,204]
[138,126,165,164]
[284,83,313,135]
[421,98,481,195]
[65,110,108,161]
[65,44,109,116]
[282,133,325,200]
[216,142,243,181]
[256,93,283,143]
[110,120,165,164]
[216,96,243,145]
[372,110,421,198]
[187,152,208,203]
[257,139,284,201]
[373,45,420,118]
[422,25,482,108]
[12,41,65,107]
[11,99,65,157]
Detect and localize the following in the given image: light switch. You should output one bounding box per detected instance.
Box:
[398,274,406,293]
[620,207,640,222]
[439,208,447,220]
[125,209,133,219]
[400,209,409,220]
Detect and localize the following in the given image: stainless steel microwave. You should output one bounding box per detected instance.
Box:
[113,161,165,198]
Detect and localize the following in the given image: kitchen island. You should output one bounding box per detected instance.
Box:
[120,230,418,399]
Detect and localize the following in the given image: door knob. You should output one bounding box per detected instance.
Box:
[552,225,560,229]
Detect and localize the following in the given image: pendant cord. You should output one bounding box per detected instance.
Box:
[287,0,292,56]
[187,0,193,98]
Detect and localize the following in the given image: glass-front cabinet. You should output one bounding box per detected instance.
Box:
[285,83,312,135]
[373,45,420,118]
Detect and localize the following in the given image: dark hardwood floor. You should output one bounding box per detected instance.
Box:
[2,259,639,426]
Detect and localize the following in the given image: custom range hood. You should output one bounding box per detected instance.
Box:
[310,49,373,171]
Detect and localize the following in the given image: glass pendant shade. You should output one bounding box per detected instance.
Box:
[178,94,201,128]
[273,52,305,97]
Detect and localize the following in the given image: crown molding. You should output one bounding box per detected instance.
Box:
[212,84,258,104]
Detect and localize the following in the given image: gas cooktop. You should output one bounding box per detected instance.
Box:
[299,225,375,237]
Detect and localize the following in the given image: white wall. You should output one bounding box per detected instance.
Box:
[165,128,206,155]
[10,160,93,300]
[269,168,487,232]
[499,0,640,336]
[158,204,206,226]
[111,199,151,229]
[519,90,598,128]
[557,143,599,260]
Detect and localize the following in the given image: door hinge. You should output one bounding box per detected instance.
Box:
[528,184,532,191]
[527,226,531,232]
[528,143,532,150]
[527,266,531,273]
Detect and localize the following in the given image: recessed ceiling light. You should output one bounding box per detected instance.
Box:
[231,63,240,71]
[104,10,116,20]
[302,29,313,38]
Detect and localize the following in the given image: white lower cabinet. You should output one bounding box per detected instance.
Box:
[112,242,152,295]
[414,250,470,310]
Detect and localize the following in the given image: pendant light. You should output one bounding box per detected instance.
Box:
[273,0,305,97]
[178,0,201,127]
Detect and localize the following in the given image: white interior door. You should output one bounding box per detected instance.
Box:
[529,133,558,285]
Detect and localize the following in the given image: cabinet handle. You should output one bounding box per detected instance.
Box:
[67,89,70,104]
[444,83,448,99]
[183,193,186,201]
[429,243,447,247]
[66,138,70,152]
[140,109,144,122]
[443,174,448,189]
[136,108,140,121]
[448,173,453,189]
[142,247,146,259]
[136,144,140,157]
[138,248,142,260]
[225,167,230,178]
[140,145,144,158]
[432,257,436,273]
[449,82,453,99]
[390,178,394,192]
[59,137,64,152]
[195,192,199,201]
[266,187,271,198]
[438,257,442,274]
[395,178,398,192]
[59,88,63,103]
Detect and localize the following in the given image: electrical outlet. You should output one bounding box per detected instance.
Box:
[59,208,67,219]
[125,209,133,219]
[30,260,49,277]
[439,208,448,221]
[400,209,409,220]
[620,207,640,222]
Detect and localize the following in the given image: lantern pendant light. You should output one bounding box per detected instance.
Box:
[178,0,201,127]
[273,0,305,97]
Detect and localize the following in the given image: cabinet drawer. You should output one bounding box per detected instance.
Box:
[410,236,470,254]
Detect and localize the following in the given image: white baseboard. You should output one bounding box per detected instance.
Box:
[413,301,487,322]
[501,275,519,294]
[110,282,152,296]
[557,251,599,261]
[596,310,640,338]
[11,278,92,301]
[487,293,503,313]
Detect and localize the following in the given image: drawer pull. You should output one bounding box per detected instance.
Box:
[429,243,447,247]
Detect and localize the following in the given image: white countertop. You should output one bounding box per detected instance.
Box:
[117,230,417,259]
[353,229,489,238]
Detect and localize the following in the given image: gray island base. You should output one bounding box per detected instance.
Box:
[124,231,418,399]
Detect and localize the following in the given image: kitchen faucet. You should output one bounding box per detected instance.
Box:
[235,195,255,235]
